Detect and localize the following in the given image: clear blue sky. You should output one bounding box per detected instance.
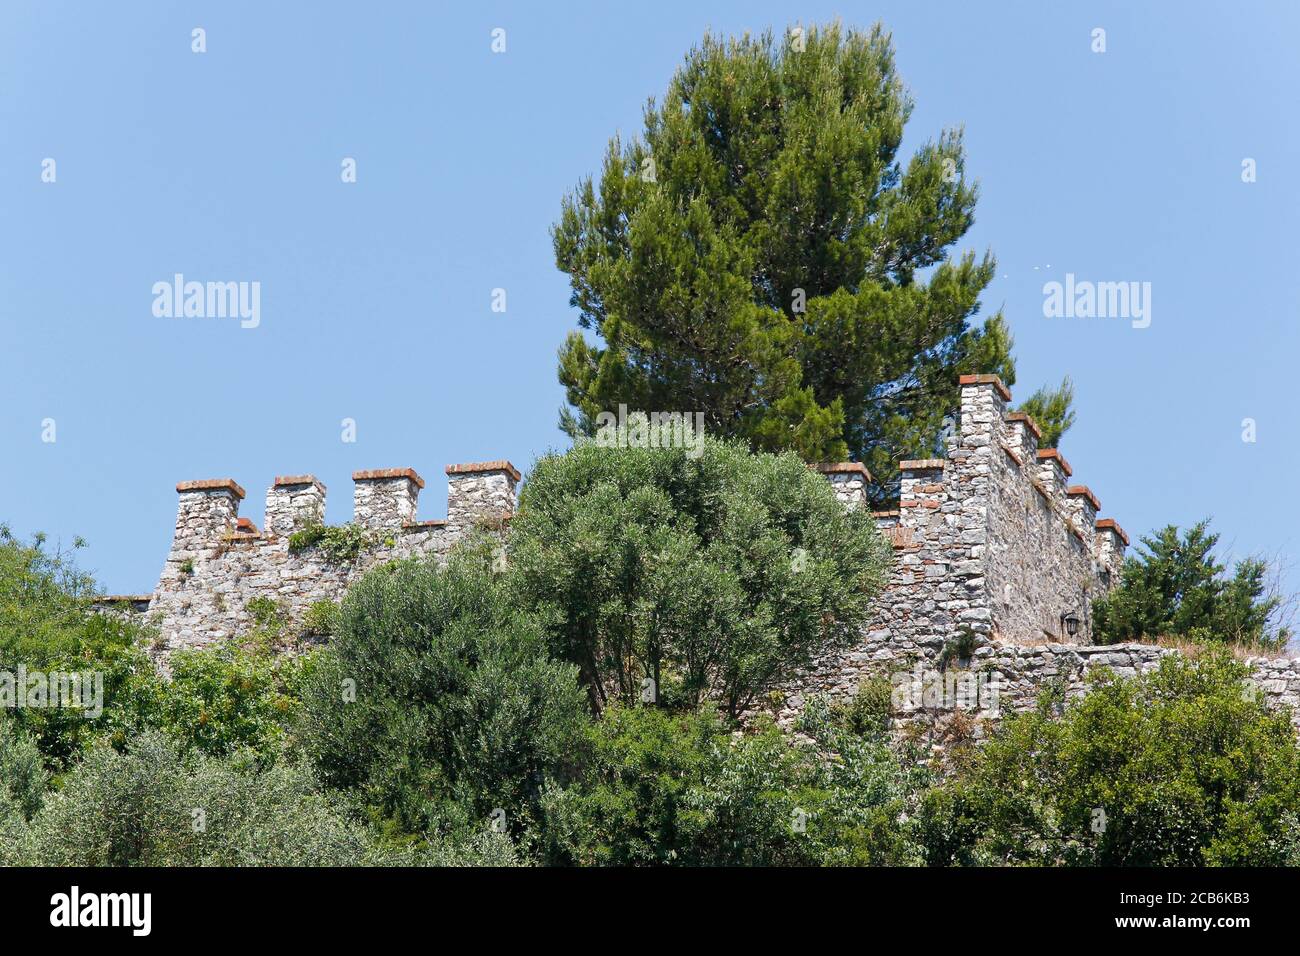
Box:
[2,0,1297,607]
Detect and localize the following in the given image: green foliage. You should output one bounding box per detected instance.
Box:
[288,522,372,563]
[299,545,590,839]
[552,22,1041,503]
[245,596,285,629]
[0,525,96,664]
[302,599,340,637]
[507,434,891,716]
[937,627,978,669]
[0,527,164,769]
[1093,519,1290,649]
[543,700,927,866]
[158,637,307,761]
[0,716,47,822]
[1,730,442,867]
[791,696,931,865]
[1014,376,1075,449]
[542,705,818,865]
[831,675,894,739]
[923,650,1300,865]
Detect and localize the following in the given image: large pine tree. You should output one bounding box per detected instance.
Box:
[553,22,1034,503]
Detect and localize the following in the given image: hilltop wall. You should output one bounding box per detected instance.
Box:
[138,461,518,652]
[777,375,1300,736]
[94,377,1300,736]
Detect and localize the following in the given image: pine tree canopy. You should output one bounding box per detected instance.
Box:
[1093,519,1292,650]
[552,22,1024,503]
[1015,376,1076,449]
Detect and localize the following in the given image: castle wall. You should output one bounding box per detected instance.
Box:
[779,374,1300,737]
[95,387,1300,737]
[987,414,1099,643]
[142,462,517,652]
[780,375,1127,722]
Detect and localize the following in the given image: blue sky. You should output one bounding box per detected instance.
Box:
[2,0,1297,606]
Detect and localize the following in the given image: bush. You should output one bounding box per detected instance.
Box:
[541,705,816,865]
[302,600,340,638]
[542,700,927,866]
[923,649,1300,866]
[299,544,589,839]
[507,434,891,716]
[0,526,164,768]
[158,636,307,762]
[0,716,47,822]
[288,523,373,563]
[830,676,894,739]
[4,730,433,866]
[791,696,931,865]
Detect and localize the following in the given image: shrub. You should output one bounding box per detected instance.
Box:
[288,523,372,563]
[302,600,340,638]
[5,731,428,866]
[0,526,164,769]
[792,696,931,865]
[830,675,894,740]
[298,543,589,839]
[542,698,927,866]
[507,434,891,716]
[924,649,1300,866]
[158,636,307,762]
[541,705,818,865]
[0,716,47,822]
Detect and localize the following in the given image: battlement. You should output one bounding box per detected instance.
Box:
[830,373,1129,623]
[784,374,1133,718]
[103,408,1300,741]
[171,462,519,546]
[139,381,1130,658]
[149,459,519,651]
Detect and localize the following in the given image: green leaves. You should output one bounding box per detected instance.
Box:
[506,433,891,717]
[160,638,304,762]
[924,651,1300,866]
[287,522,373,563]
[541,702,927,866]
[553,23,1013,503]
[298,547,589,838]
[1093,519,1290,649]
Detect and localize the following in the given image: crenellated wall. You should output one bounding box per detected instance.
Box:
[780,374,1300,736]
[141,461,518,651]
[781,374,1134,722]
[95,384,1300,736]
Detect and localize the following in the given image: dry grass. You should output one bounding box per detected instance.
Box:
[1137,634,1290,662]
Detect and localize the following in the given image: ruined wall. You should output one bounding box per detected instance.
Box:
[141,461,518,652]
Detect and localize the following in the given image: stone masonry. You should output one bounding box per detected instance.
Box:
[122,461,518,652]
[779,375,1300,732]
[97,388,1300,730]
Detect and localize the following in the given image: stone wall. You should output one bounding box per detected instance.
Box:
[779,374,1300,735]
[783,375,1130,708]
[132,461,518,652]
[95,384,1300,736]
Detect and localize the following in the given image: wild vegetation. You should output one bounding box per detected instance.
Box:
[3,430,1297,867]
